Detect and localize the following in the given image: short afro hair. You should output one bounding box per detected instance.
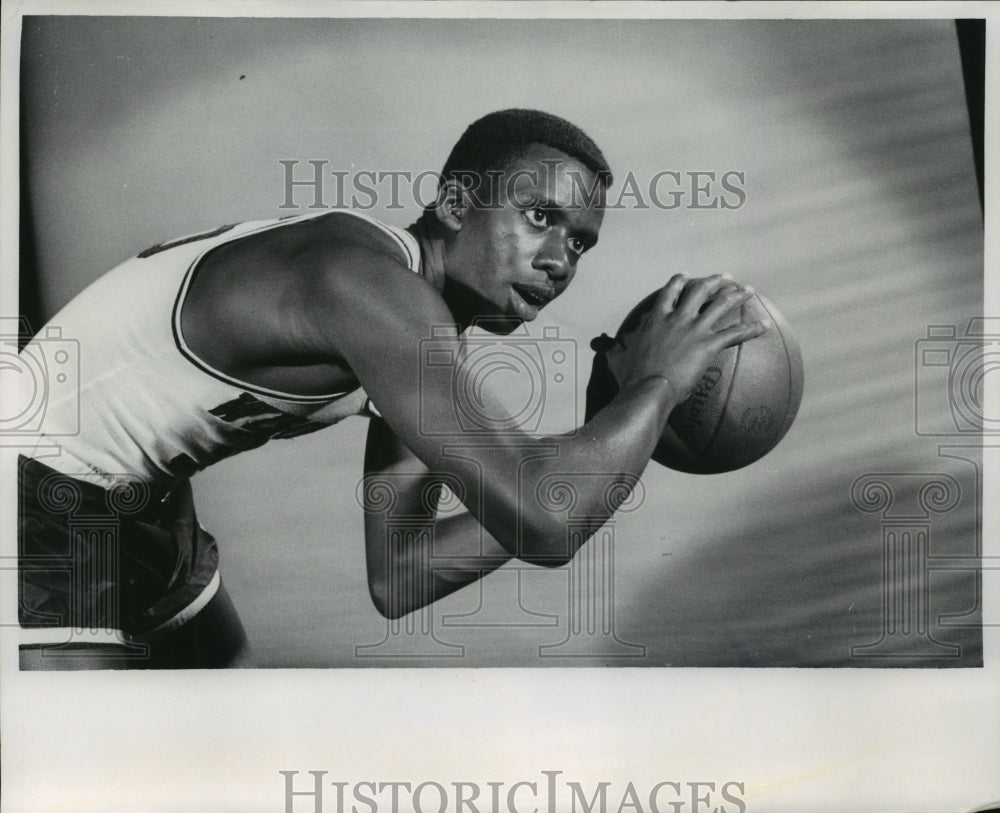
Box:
[441,109,613,189]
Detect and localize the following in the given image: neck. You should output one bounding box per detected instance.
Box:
[406,214,483,333]
[406,216,447,294]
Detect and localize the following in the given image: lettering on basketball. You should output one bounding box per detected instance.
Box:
[740,405,775,435]
[675,366,722,440]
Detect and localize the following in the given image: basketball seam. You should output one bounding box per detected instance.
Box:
[758,295,796,436]
[702,304,743,458]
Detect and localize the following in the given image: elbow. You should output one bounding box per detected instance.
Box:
[368,577,409,620]
[522,552,573,569]
[510,511,580,569]
[368,580,391,618]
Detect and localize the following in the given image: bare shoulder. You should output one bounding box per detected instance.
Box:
[299,215,461,432]
[290,213,453,358]
[304,213,447,321]
[300,211,413,265]
[180,211,449,389]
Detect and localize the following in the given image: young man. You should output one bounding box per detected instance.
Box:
[18,109,764,668]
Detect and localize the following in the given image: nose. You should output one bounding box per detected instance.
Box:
[532,234,572,282]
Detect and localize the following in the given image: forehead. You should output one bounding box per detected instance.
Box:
[500,143,606,211]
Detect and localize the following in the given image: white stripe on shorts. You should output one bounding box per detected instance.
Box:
[18,570,221,646]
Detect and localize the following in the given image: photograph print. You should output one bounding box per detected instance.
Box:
[7,15,988,670]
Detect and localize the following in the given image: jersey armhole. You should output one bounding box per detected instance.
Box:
[169,210,420,404]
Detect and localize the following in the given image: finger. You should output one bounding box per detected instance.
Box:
[653,274,689,315]
[699,284,755,327]
[713,319,768,350]
[676,273,734,316]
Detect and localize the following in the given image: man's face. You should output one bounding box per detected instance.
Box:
[441,144,605,334]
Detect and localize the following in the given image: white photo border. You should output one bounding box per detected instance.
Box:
[1,2,997,812]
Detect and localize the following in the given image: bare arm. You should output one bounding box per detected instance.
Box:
[308,248,762,574]
[362,416,512,618]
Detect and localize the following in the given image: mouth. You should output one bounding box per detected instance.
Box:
[511,284,553,310]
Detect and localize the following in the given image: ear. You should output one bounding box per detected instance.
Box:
[434,178,471,233]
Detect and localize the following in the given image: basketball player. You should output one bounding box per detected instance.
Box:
[18,109,764,668]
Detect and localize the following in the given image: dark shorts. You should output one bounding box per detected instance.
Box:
[18,455,220,643]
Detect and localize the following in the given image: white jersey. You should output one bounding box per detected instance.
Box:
[24,210,419,491]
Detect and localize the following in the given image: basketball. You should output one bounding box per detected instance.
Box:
[616,289,804,474]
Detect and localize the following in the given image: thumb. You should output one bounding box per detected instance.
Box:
[590,333,618,354]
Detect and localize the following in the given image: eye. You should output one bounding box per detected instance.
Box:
[568,237,587,257]
[525,208,549,228]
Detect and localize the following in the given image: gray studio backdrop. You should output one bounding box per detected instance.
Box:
[20,17,984,666]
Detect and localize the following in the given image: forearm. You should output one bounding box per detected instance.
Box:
[366,376,671,616]
[370,512,512,618]
[474,374,679,564]
[574,374,680,474]
[364,418,516,617]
